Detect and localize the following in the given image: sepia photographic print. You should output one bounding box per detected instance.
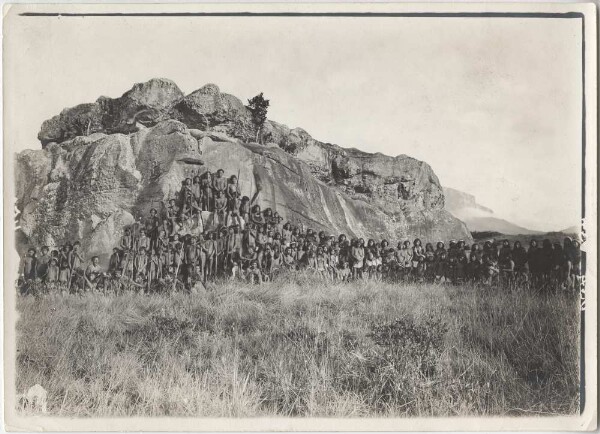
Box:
[3,2,597,431]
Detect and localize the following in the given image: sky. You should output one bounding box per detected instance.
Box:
[5,12,583,232]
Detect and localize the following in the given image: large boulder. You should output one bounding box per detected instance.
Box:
[20,79,472,265]
[38,78,184,147]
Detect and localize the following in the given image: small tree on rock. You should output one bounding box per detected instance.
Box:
[247,93,269,144]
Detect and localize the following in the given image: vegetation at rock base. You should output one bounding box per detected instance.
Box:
[16,272,579,417]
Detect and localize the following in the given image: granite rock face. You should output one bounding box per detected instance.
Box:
[18,79,471,264]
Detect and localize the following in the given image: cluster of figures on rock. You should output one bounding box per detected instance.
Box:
[18,168,583,295]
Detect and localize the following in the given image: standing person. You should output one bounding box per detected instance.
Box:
[226,175,240,213]
[539,239,554,283]
[200,171,214,212]
[134,247,148,282]
[364,250,377,279]
[214,191,228,227]
[148,250,162,285]
[70,242,85,290]
[145,208,161,253]
[120,228,133,252]
[183,236,198,284]
[315,246,328,278]
[46,258,60,290]
[212,169,228,195]
[527,240,541,285]
[328,246,339,280]
[36,246,51,282]
[498,240,515,280]
[203,232,216,281]
[22,248,37,283]
[424,243,436,283]
[180,178,194,219]
[351,239,365,279]
[108,248,121,274]
[239,196,251,224]
[137,229,150,253]
[163,199,180,236]
[191,176,203,215]
[58,244,72,289]
[512,241,529,284]
[434,242,447,284]
[397,241,413,281]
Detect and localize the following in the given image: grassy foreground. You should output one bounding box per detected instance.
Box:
[16,273,580,417]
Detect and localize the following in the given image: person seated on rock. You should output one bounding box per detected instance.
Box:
[250,204,265,227]
[273,214,284,235]
[296,240,307,265]
[200,171,213,211]
[306,229,318,245]
[256,226,268,247]
[481,252,500,285]
[212,169,228,196]
[338,261,351,282]
[283,247,296,270]
[291,226,300,245]
[226,175,240,212]
[84,256,103,292]
[263,208,275,226]
[180,213,195,235]
[246,259,262,285]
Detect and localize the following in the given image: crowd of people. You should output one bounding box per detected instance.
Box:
[18,168,583,295]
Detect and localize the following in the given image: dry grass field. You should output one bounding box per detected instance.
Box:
[16,273,580,417]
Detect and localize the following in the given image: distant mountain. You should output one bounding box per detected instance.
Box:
[557,225,579,235]
[444,187,542,235]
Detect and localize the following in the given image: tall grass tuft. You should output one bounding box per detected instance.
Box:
[16,274,579,416]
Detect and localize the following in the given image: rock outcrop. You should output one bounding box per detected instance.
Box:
[17,79,471,264]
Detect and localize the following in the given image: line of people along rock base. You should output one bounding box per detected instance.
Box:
[18,168,583,296]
